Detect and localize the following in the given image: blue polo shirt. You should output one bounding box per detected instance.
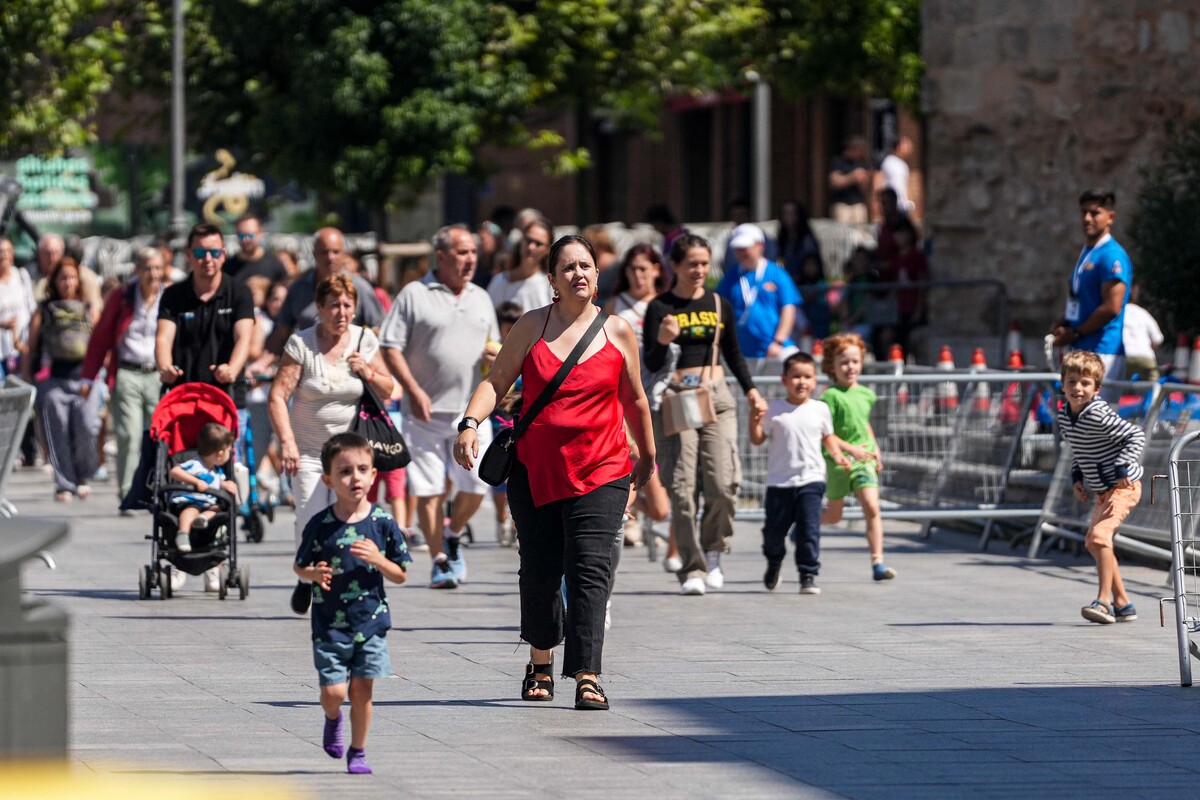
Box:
[1065,234,1131,356]
[715,259,801,359]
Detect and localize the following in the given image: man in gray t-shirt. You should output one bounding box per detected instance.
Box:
[380,225,499,589]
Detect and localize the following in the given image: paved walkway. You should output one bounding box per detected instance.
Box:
[9,465,1200,799]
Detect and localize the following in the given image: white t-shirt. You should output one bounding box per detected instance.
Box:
[880,153,912,212]
[1122,303,1163,360]
[0,268,35,362]
[284,324,378,458]
[764,398,833,488]
[487,270,553,313]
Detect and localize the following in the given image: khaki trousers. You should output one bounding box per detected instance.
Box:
[111,367,161,499]
[658,380,741,582]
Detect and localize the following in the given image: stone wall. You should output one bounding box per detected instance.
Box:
[923,0,1200,339]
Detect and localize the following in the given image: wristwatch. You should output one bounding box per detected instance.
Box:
[457,416,479,433]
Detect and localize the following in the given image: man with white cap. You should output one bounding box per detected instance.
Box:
[715,223,801,361]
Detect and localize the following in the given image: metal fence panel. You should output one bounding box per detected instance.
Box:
[0,377,36,518]
[1164,430,1200,687]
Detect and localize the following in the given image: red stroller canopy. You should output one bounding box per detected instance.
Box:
[150,382,239,456]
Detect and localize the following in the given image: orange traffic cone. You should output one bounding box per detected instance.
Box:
[812,338,824,368]
[1006,320,1022,359]
[1001,350,1025,423]
[970,348,990,411]
[1006,350,1025,369]
[1175,332,1191,377]
[887,344,908,405]
[1190,337,1200,385]
[936,345,958,409]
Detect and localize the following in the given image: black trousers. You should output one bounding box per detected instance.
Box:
[762,483,824,576]
[507,458,629,677]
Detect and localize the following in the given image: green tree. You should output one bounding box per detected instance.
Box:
[1129,120,1200,337]
[0,0,126,155]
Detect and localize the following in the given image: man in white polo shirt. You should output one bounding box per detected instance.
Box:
[380,225,499,589]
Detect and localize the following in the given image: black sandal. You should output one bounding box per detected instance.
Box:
[574,678,609,711]
[522,661,554,702]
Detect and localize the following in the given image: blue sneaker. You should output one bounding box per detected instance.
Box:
[872,563,897,581]
[430,559,458,589]
[445,534,467,583]
[1114,602,1137,622]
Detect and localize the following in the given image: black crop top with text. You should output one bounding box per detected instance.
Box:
[643,291,755,394]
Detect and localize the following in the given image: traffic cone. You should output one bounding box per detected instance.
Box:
[798,325,814,356]
[888,344,909,406]
[812,338,824,368]
[1175,333,1191,377]
[970,348,991,411]
[1005,320,1022,361]
[1006,350,1025,369]
[936,345,958,409]
[1001,351,1025,423]
[1190,337,1200,385]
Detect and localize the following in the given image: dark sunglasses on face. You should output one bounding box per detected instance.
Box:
[237,232,257,240]
[192,247,224,260]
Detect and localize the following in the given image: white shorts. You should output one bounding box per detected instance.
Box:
[405,412,492,497]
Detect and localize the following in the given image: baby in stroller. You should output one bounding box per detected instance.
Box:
[171,423,238,553]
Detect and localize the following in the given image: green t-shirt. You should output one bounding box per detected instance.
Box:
[820,384,876,451]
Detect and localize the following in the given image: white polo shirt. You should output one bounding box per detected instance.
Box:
[379,280,498,414]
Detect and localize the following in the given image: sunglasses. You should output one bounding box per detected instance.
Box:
[192,247,224,259]
[237,232,257,240]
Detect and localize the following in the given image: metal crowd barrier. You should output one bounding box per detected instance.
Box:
[731,370,1064,549]
[0,377,36,518]
[1029,381,1200,563]
[1161,430,1200,687]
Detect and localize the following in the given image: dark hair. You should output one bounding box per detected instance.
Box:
[777,200,823,283]
[45,257,83,302]
[547,234,597,276]
[669,233,710,265]
[645,203,676,226]
[197,422,235,456]
[496,301,524,326]
[878,186,898,202]
[783,351,817,375]
[892,217,919,242]
[1079,188,1115,209]
[235,212,262,227]
[321,432,374,474]
[188,222,224,248]
[613,243,667,296]
[726,196,750,215]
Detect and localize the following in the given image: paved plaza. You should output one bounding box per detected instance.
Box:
[9,465,1200,799]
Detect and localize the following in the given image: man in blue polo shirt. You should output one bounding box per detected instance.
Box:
[716,223,801,362]
[1051,188,1131,385]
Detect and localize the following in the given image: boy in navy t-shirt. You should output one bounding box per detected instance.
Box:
[295,433,411,774]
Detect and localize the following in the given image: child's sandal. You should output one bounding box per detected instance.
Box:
[522,661,554,701]
[574,678,609,711]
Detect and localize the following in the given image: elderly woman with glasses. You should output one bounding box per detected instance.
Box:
[82,247,167,504]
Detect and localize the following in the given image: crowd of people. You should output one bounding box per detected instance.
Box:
[0,180,1163,771]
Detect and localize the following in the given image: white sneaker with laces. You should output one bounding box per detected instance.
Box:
[204,567,221,593]
[680,577,706,596]
[705,567,725,590]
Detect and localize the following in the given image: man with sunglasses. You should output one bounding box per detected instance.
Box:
[156,223,255,403]
[224,213,288,284]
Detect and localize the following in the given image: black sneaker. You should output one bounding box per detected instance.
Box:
[763,562,782,591]
[800,575,821,595]
[291,580,312,614]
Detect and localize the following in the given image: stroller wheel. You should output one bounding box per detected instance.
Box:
[244,512,264,543]
[138,565,151,600]
[238,565,250,600]
[159,565,173,600]
[217,563,229,600]
[461,523,474,546]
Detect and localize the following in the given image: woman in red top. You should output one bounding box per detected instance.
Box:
[454,234,655,711]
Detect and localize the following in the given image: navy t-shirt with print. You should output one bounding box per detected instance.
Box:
[295,504,411,644]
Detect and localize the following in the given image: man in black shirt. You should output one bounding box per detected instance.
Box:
[156,222,255,401]
[827,136,871,225]
[223,213,288,284]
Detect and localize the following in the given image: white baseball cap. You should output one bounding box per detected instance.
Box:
[728,223,765,250]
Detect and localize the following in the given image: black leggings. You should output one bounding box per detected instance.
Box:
[507,458,629,677]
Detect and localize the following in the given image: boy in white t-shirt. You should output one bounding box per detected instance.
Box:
[750,352,860,594]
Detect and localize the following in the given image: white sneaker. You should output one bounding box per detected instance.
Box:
[204,568,221,593]
[680,577,706,596]
[175,532,192,553]
[705,567,725,590]
[663,555,683,573]
[170,570,188,591]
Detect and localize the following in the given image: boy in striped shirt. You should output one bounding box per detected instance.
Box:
[1058,351,1145,624]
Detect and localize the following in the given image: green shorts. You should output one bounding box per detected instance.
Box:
[825,458,879,501]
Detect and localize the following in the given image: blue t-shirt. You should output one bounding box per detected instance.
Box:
[1065,234,1131,356]
[170,458,222,507]
[715,259,802,358]
[295,504,412,644]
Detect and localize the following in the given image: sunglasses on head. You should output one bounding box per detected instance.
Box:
[192,247,224,259]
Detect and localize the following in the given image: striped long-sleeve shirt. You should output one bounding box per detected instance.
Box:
[1058,396,1145,492]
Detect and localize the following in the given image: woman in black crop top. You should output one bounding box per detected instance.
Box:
[644,235,767,596]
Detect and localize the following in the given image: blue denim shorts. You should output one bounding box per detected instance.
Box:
[313,635,391,686]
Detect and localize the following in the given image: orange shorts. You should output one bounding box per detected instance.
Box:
[1086,481,1142,548]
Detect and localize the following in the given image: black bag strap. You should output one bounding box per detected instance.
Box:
[512,310,608,441]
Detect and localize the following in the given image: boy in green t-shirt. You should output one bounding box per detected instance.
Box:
[819,333,895,581]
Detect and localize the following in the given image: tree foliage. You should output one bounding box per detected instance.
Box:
[0,0,125,156]
[1129,120,1200,337]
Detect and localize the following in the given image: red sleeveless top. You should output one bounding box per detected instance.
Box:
[515,320,631,507]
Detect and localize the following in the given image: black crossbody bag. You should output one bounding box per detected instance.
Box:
[477,311,608,487]
[349,330,412,470]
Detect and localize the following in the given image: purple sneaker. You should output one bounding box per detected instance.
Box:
[323,711,344,758]
[347,746,372,774]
